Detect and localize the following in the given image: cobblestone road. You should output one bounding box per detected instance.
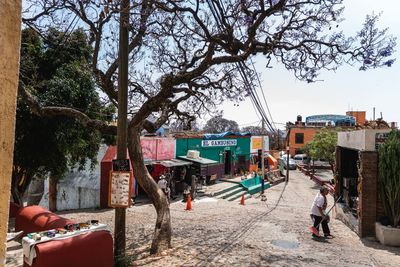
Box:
[8,170,400,266]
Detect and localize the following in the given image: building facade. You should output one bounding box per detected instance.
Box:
[175,132,251,177]
[288,113,359,156]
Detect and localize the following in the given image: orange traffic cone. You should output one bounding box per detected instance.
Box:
[240,192,245,206]
[185,194,192,211]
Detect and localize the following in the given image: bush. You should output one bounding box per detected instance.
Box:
[378,130,400,227]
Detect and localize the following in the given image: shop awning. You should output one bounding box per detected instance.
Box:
[149,159,192,168]
[178,156,219,165]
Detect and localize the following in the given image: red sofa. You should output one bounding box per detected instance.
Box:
[15,205,113,267]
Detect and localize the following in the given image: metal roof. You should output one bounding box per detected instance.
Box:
[178,156,219,165]
[203,132,251,140]
[149,159,192,167]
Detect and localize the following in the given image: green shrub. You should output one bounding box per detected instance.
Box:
[378,130,400,227]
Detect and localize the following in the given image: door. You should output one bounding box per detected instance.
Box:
[224,150,231,175]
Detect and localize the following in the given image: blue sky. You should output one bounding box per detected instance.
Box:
[219,0,400,130]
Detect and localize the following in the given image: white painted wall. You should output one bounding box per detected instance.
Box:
[337,129,392,151]
[39,145,107,211]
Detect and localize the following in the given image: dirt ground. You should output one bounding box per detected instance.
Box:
[7,170,400,266]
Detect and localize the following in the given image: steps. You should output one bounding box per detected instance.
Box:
[221,187,244,199]
[247,182,271,195]
[226,190,251,202]
[212,184,241,197]
[210,179,272,202]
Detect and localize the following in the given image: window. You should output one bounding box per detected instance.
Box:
[295,133,304,144]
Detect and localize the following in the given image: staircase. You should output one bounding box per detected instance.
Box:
[211,184,252,202]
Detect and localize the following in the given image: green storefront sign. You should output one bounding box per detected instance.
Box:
[175,136,251,175]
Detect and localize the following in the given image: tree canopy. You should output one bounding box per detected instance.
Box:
[13,28,115,204]
[303,129,337,171]
[241,125,263,135]
[203,115,240,133]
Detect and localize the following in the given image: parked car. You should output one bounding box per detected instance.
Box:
[279,155,297,170]
[293,154,310,165]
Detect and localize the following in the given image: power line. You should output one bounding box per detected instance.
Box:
[206,0,277,134]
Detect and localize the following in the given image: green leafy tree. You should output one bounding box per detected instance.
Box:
[13,28,115,206]
[378,130,400,227]
[306,129,338,173]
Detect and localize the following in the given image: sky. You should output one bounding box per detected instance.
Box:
[218,0,400,130]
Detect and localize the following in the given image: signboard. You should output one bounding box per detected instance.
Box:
[112,159,130,171]
[201,139,237,147]
[251,136,269,153]
[251,137,262,150]
[109,171,131,208]
[375,132,390,150]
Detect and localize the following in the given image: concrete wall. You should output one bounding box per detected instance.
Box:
[337,129,391,151]
[39,145,107,211]
[40,184,100,211]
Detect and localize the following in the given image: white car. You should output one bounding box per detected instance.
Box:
[293,154,310,165]
[279,155,297,170]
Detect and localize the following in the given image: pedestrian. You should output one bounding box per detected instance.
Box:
[310,186,333,238]
[158,175,170,202]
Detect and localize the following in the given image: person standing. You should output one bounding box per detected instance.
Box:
[158,175,170,202]
[310,187,333,238]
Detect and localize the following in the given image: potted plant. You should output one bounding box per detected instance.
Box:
[376,130,400,246]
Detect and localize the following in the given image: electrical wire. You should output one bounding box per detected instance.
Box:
[206,0,277,134]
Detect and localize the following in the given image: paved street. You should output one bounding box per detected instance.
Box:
[62,170,400,267]
[7,170,400,266]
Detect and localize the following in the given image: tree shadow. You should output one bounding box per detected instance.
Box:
[361,238,400,256]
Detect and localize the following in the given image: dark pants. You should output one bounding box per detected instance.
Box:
[311,215,330,235]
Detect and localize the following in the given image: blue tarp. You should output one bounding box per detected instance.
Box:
[203,132,251,140]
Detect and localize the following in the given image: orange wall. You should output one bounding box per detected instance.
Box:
[346,111,366,125]
[289,127,320,156]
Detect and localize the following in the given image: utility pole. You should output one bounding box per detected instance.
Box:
[0,1,22,264]
[115,0,129,266]
[286,127,290,183]
[261,120,265,194]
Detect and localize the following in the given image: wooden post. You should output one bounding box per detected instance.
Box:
[0,1,22,265]
[261,120,265,194]
[115,0,129,266]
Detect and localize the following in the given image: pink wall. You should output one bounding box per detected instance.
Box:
[141,137,175,160]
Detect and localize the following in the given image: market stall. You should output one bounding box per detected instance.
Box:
[178,155,220,184]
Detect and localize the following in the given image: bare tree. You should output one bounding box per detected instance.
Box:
[203,115,240,133]
[21,0,395,254]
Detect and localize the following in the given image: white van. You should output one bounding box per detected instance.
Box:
[293,154,309,165]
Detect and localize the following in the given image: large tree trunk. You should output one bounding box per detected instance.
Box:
[127,125,171,254]
[11,176,23,207]
[0,0,22,264]
[49,177,57,212]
